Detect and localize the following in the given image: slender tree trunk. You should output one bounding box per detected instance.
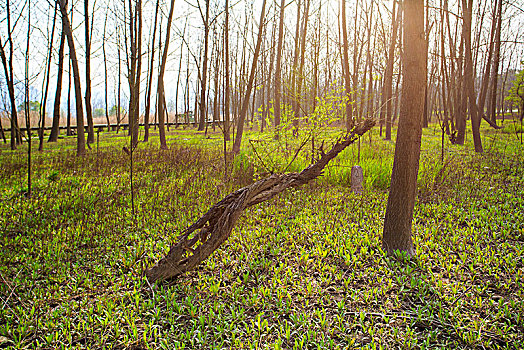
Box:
[84,0,94,144]
[198,0,210,131]
[462,0,482,152]
[157,0,176,149]
[488,0,502,124]
[273,0,285,140]
[39,6,57,151]
[175,19,187,128]
[25,1,32,197]
[0,0,20,150]
[232,0,267,154]
[290,0,301,136]
[223,0,231,140]
[382,0,425,256]
[49,19,66,142]
[58,0,86,156]
[67,57,71,136]
[384,0,398,140]
[476,0,498,117]
[103,10,110,131]
[144,0,159,141]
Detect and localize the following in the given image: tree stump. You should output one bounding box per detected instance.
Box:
[351,165,364,194]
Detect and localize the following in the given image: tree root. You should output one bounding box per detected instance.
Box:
[145,118,375,283]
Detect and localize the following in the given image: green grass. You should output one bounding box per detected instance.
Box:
[0,122,523,349]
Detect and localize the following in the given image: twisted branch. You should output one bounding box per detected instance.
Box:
[145,119,375,282]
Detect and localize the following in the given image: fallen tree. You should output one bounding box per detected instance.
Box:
[145,118,375,282]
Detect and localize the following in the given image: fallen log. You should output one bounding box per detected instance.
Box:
[145,118,376,282]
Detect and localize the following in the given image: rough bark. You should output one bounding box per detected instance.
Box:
[146,118,375,282]
[382,0,425,256]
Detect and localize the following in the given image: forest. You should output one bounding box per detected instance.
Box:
[1,0,524,348]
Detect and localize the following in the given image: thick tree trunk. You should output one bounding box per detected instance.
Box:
[382,0,425,256]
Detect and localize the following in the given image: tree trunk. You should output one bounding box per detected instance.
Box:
[273,0,286,140]
[39,5,57,151]
[84,0,94,144]
[49,20,66,142]
[488,0,502,124]
[198,0,210,131]
[144,0,159,141]
[223,0,231,140]
[232,0,267,154]
[157,0,176,149]
[57,0,86,156]
[382,0,425,256]
[0,0,20,150]
[383,1,399,140]
[67,57,72,136]
[462,0,482,152]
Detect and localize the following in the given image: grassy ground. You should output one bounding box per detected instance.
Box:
[0,122,523,349]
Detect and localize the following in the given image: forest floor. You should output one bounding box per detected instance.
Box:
[0,121,523,349]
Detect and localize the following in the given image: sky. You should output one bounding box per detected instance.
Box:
[1,0,523,122]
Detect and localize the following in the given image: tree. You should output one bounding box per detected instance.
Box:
[157,0,176,150]
[127,0,142,148]
[273,0,286,140]
[232,0,267,154]
[461,0,483,153]
[198,0,211,131]
[24,0,32,198]
[340,0,355,131]
[39,4,57,151]
[382,0,425,256]
[143,0,159,142]
[57,0,86,156]
[49,17,66,143]
[0,0,21,150]
[84,0,95,144]
[223,0,231,141]
[507,64,524,122]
